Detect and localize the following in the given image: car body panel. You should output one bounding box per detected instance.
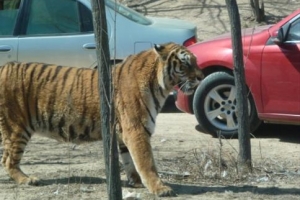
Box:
[18,34,97,67]
[261,42,300,115]
[0,39,18,64]
[176,9,300,125]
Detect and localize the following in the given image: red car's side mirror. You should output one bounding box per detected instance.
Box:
[272,28,284,45]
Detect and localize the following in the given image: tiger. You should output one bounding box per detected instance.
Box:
[0,42,204,197]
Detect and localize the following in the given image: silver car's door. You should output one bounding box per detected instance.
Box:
[0,0,20,65]
[17,0,97,68]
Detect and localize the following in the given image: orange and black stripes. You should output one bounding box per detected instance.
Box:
[0,62,101,143]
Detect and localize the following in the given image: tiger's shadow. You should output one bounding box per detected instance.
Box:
[2,175,300,196]
[39,176,137,187]
[40,176,107,185]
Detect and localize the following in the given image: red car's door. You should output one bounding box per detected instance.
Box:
[261,18,300,115]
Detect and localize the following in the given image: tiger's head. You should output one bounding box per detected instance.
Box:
[155,42,204,95]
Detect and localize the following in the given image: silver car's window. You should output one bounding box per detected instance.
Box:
[78,2,93,32]
[26,0,81,35]
[106,0,151,25]
[0,0,20,36]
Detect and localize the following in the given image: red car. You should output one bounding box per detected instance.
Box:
[175,9,300,137]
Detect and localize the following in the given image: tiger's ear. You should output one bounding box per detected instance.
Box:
[154,44,168,60]
[154,44,165,52]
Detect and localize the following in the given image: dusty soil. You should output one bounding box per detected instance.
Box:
[1,0,300,199]
[1,110,300,200]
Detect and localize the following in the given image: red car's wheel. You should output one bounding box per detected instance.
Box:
[193,71,261,137]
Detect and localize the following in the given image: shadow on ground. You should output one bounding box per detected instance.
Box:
[40,176,106,185]
[170,182,300,195]
[161,95,181,113]
[164,95,300,143]
[254,123,300,143]
[35,177,300,196]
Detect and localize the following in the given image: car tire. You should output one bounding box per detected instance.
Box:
[193,71,261,137]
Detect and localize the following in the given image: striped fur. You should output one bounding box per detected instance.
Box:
[0,42,203,197]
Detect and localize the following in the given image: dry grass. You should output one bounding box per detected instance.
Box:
[156,137,300,187]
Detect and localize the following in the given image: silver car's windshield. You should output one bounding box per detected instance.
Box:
[105,0,151,25]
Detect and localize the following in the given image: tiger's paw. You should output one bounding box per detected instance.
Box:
[154,185,177,197]
[126,171,143,188]
[23,176,41,186]
[127,176,143,188]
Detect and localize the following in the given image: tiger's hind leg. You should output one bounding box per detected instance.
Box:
[118,141,143,188]
[116,121,142,187]
[1,126,39,185]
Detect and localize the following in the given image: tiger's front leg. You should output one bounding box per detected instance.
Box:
[122,127,177,197]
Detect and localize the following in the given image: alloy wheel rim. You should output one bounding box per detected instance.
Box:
[204,84,250,132]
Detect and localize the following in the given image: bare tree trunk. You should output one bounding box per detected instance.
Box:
[249,0,265,22]
[225,0,252,174]
[91,0,122,199]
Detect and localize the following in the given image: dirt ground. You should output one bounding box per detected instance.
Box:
[1,109,300,200]
[1,0,300,199]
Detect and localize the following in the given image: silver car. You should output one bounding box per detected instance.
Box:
[0,0,197,68]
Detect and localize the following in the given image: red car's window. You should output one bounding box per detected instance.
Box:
[287,17,300,41]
